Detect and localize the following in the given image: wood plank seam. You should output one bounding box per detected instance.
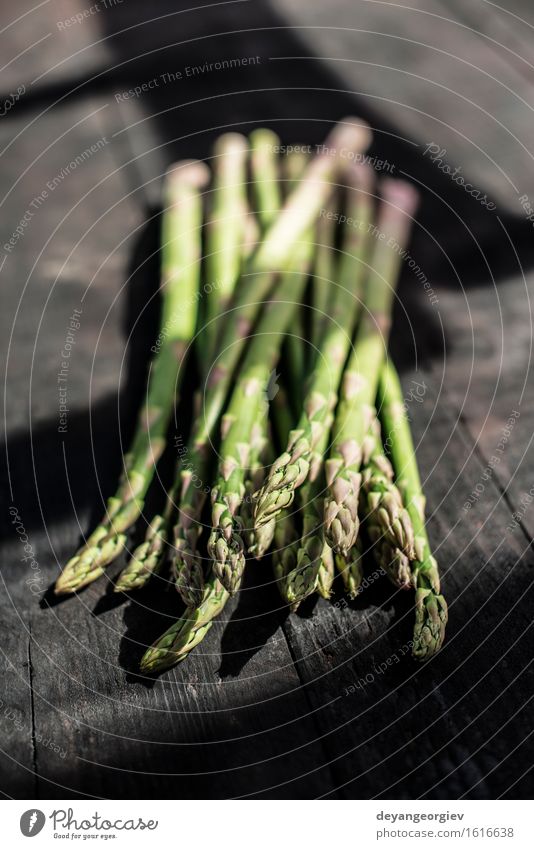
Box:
[279,617,341,798]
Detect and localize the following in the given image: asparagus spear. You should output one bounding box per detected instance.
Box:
[377,361,448,660]
[249,128,282,229]
[253,164,373,533]
[241,420,271,555]
[281,150,310,402]
[171,139,252,605]
[312,199,337,346]
[360,413,415,587]
[203,133,249,365]
[55,160,210,595]
[276,412,333,609]
[324,179,419,557]
[258,153,332,565]
[278,470,324,612]
[248,365,297,560]
[241,204,260,259]
[140,574,229,673]
[208,235,314,593]
[272,510,299,593]
[171,118,371,600]
[240,136,283,556]
[241,136,286,557]
[283,149,309,187]
[114,508,171,593]
[274,167,337,606]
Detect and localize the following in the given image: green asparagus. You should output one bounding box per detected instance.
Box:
[172,138,251,605]
[276,412,333,609]
[324,178,419,557]
[55,159,209,595]
[250,128,282,229]
[203,133,249,364]
[253,164,373,533]
[171,119,371,600]
[378,361,448,660]
[140,574,229,672]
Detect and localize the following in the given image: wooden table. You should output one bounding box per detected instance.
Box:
[1,0,533,799]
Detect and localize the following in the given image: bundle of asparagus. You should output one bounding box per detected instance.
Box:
[55,117,447,674]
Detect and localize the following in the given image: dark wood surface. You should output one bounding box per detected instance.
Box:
[1,0,534,799]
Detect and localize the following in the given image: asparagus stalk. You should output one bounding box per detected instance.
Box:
[172,140,251,605]
[324,179,419,557]
[305,198,341,542]
[274,172,337,606]
[171,118,371,600]
[282,150,310,402]
[242,203,261,259]
[360,413,415,587]
[312,200,337,345]
[248,369,296,560]
[257,153,328,564]
[208,235,314,593]
[55,160,209,595]
[249,128,282,229]
[114,505,172,593]
[140,574,229,673]
[203,133,249,364]
[253,164,373,533]
[241,420,271,555]
[238,135,282,558]
[271,386,295,452]
[283,150,310,187]
[377,361,448,660]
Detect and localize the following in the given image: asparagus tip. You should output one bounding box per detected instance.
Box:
[139,649,166,674]
[165,159,210,192]
[213,132,249,157]
[208,528,245,595]
[380,177,420,219]
[335,116,373,154]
